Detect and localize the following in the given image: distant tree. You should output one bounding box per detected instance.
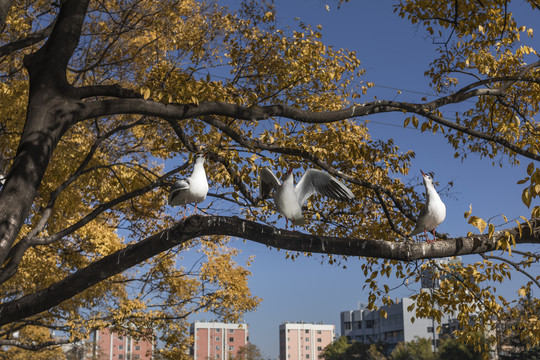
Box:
[498,292,540,359]
[436,336,480,360]
[0,326,67,360]
[320,337,387,360]
[391,337,435,360]
[232,343,263,360]
[320,336,350,360]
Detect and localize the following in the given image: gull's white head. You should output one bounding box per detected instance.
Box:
[421,170,435,188]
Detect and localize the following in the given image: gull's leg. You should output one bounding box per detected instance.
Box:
[425,229,433,243]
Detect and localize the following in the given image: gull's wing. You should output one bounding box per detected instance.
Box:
[295,169,355,205]
[259,167,281,199]
[168,179,190,205]
[409,204,428,236]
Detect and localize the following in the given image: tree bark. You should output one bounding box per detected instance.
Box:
[0,215,537,327]
[0,0,12,31]
[0,0,89,266]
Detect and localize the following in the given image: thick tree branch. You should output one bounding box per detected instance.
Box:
[0,215,537,327]
[0,23,54,57]
[0,0,90,268]
[78,71,540,162]
[0,338,70,350]
[0,163,187,286]
[77,84,142,99]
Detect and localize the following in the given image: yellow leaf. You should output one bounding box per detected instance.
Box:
[142,87,151,100]
[464,204,472,219]
[522,188,532,208]
[403,117,410,127]
[527,162,534,176]
[412,116,419,128]
[488,223,495,239]
[468,216,487,234]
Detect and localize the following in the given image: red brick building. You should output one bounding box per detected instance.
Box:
[190,321,249,360]
[89,327,154,360]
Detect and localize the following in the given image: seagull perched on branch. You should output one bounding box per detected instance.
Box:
[409,170,446,243]
[259,167,355,227]
[168,153,208,217]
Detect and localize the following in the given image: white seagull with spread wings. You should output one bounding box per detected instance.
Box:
[259,167,355,227]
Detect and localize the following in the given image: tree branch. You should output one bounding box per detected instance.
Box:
[0,23,54,57]
[78,71,540,162]
[0,215,537,327]
[0,339,71,350]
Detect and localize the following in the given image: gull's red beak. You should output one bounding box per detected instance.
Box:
[420,170,426,177]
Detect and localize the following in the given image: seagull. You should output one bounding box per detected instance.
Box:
[259,167,355,227]
[168,153,209,217]
[408,170,446,243]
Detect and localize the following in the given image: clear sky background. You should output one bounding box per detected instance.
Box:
[185,1,539,359]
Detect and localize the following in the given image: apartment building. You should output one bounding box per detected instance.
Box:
[279,322,335,360]
[340,297,451,354]
[190,321,249,360]
[89,327,154,360]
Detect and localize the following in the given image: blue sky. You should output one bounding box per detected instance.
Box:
[186,1,539,359]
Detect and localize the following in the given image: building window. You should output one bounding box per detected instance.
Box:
[305,346,309,350]
[229,329,234,333]
[344,321,351,330]
[119,345,123,350]
[306,355,310,359]
[427,327,433,332]
[229,346,234,351]
[317,347,322,351]
[135,345,140,351]
[305,330,309,334]
[317,338,322,342]
[215,329,221,332]
[216,345,220,350]
[317,330,321,334]
[216,337,220,341]
[366,320,374,328]
[134,356,140,360]
[305,337,309,341]
[229,337,234,342]
[119,336,123,340]
[119,356,123,360]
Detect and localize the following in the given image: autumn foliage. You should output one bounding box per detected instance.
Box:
[0,0,538,358]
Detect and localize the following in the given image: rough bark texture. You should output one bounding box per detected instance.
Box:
[0,215,538,326]
[0,0,89,266]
